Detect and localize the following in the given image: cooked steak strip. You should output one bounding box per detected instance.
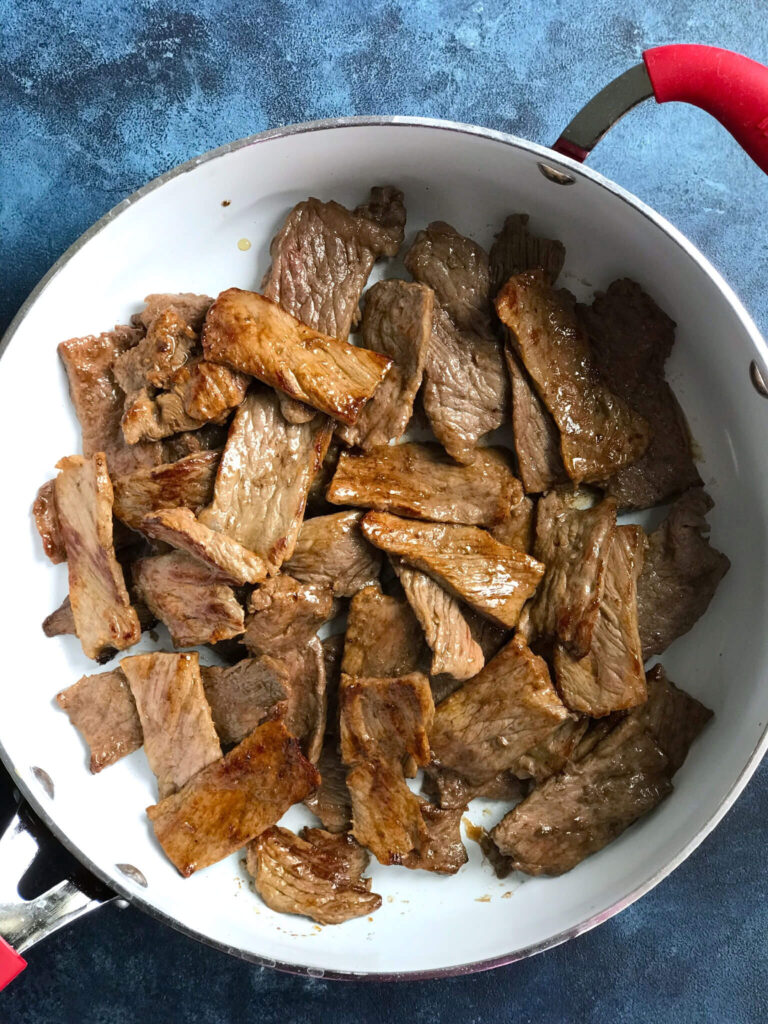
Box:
[247,826,381,925]
[505,348,568,493]
[579,279,701,508]
[113,305,202,396]
[402,803,467,875]
[346,759,429,866]
[513,716,590,784]
[305,742,351,833]
[202,289,392,425]
[496,271,650,484]
[392,558,484,681]
[112,450,220,529]
[199,389,332,567]
[636,488,730,659]
[554,525,647,717]
[422,765,525,810]
[201,657,288,747]
[172,358,250,422]
[526,492,617,658]
[361,512,545,628]
[489,213,566,293]
[55,453,141,661]
[340,672,434,769]
[147,719,319,877]
[43,596,76,637]
[327,443,523,527]
[133,551,245,647]
[306,438,342,515]
[33,479,66,564]
[629,664,712,774]
[140,507,269,585]
[342,584,426,677]
[336,280,434,448]
[243,575,333,656]
[430,635,571,785]
[284,511,382,597]
[490,718,671,876]
[489,494,535,552]
[56,668,142,772]
[278,637,328,764]
[131,292,213,333]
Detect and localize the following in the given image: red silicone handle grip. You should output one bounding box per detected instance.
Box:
[0,935,26,989]
[644,45,768,175]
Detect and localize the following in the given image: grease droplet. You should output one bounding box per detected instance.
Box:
[237,238,251,251]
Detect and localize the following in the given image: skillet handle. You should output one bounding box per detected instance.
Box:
[553,44,768,175]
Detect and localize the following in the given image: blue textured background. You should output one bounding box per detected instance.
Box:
[2,1,768,1020]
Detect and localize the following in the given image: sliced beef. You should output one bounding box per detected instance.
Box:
[637,488,730,659]
[496,272,650,484]
[140,507,269,585]
[33,479,66,564]
[512,717,590,783]
[246,826,381,925]
[361,512,545,628]
[554,525,646,717]
[55,453,141,661]
[392,558,484,681]
[489,494,535,552]
[161,421,228,458]
[346,759,429,866]
[284,510,382,597]
[243,575,333,655]
[342,584,426,677]
[630,664,712,774]
[505,348,568,493]
[525,491,617,658]
[113,305,202,396]
[490,718,672,875]
[201,657,288,747]
[199,389,332,567]
[327,443,523,526]
[43,596,76,637]
[131,292,213,333]
[422,765,525,810]
[56,668,142,772]
[305,742,351,833]
[336,279,433,448]
[340,672,434,768]
[579,279,701,508]
[427,601,511,704]
[133,551,245,647]
[169,358,250,423]
[147,719,319,877]
[278,636,328,764]
[306,438,342,515]
[402,803,467,875]
[112,450,220,529]
[489,213,566,293]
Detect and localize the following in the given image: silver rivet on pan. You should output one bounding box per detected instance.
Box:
[749,360,768,398]
[116,863,148,888]
[31,766,54,799]
[114,899,130,910]
[537,162,576,185]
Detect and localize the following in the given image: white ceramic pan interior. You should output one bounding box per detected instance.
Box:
[2,120,767,978]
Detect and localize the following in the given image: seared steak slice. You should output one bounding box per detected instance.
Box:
[340,672,434,768]
[202,289,392,425]
[489,494,535,552]
[112,450,220,529]
[629,664,712,774]
[489,213,566,293]
[490,718,671,876]
[496,272,650,484]
[336,280,433,448]
[120,651,221,800]
[170,358,249,422]
[113,305,202,396]
[243,575,333,655]
[43,596,76,637]
[132,292,213,333]
[392,558,483,681]
[306,438,342,515]
[342,584,426,677]
[55,453,141,661]
[430,635,571,784]
[201,657,288,747]
[121,386,205,444]
[161,421,228,458]
[526,491,617,658]
[305,742,351,833]
[147,719,319,876]
[56,668,142,772]
[140,507,269,585]
[347,759,429,865]
[33,479,66,563]
[278,637,328,764]
[199,389,333,566]
[554,525,646,717]
[403,803,467,875]
[284,511,382,597]
[422,765,525,810]
[133,551,245,647]
[247,826,381,925]
[327,443,523,526]
[361,512,545,628]
[505,348,568,493]
[637,488,730,659]
[513,716,590,784]
[580,279,701,508]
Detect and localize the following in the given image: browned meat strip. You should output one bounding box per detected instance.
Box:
[247,826,380,925]
[278,637,327,764]
[512,717,590,783]
[199,389,332,567]
[579,279,701,508]
[340,672,434,768]
[490,718,671,876]
[133,551,245,647]
[327,443,522,526]
[121,386,204,445]
[56,668,142,772]
[140,507,269,585]
[505,348,568,493]
[337,280,433,448]
[554,525,646,717]
[43,596,76,637]
[201,657,288,747]
[346,759,429,865]
[55,453,141,661]
[306,439,342,515]
[305,742,351,833]
[112,450,220,529]
[171,358,250,422]
[161,421,228,458]
[392,558,483,681]
[489,494,535,552]
[147,719,319,876]
[342,584,426,677]
[525,491,617,658]
[629,664,712,774]
[131,292,213,333]
[113,306,202,396]
[430,635,571,784]
[33,480,66,563]
[489,213,566,293]
[496,272,650,484]
[120,651,221,800]
[403,803,467,875]
[361,512,545,628]
[202,289,392,425]
[284,511,382,597]
[422,765,525,809]
[243,575,333,655]
[636,488,730,659]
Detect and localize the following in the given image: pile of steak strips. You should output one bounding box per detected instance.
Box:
[38,190,730,925]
